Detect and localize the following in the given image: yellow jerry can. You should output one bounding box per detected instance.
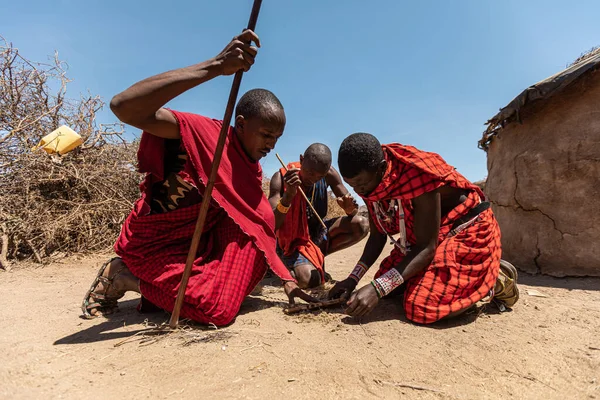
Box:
[33,125,83,155]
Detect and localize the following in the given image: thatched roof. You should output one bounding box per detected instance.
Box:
[479,47,600,151]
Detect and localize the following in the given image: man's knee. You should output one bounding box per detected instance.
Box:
[353,215,370,239]
[294,264,321,289]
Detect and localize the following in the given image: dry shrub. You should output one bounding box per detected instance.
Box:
[326,192,346,219]
[0,37,140,268]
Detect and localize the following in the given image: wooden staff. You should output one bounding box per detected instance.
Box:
[283,297,346,315]
[275,153,327,230]
[168,0,263,329]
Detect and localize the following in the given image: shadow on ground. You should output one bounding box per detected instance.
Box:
[337,296,510,329]
[54,299,169,346]
[56,289,288,346]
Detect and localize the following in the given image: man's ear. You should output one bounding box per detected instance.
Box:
[377,159,387,178]
[299,154,304,164]
[234,115,245,134]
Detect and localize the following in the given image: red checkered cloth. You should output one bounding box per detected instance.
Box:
[363,144,501,324]
[114,111,294,326]
[276,162,325,283]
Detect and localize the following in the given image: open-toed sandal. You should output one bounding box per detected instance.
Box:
[81,257,127,319]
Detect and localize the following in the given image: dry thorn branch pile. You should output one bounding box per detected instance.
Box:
[0,37,141,268]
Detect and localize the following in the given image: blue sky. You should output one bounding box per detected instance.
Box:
[2,0,599,188]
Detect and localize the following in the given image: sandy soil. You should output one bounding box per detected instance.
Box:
[1,241,599,400]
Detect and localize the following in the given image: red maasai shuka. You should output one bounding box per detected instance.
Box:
[362,143,502,324]
[276,162,325,282]
[114,110,294,326]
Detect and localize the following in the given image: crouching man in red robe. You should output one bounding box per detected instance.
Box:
[329,133,519,324]
[81,30,316,326]
[269,143,369,288]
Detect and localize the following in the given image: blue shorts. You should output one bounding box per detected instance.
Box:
[276,218,337,271]
[277,248,314,270]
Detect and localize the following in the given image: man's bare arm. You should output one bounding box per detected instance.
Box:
[110,30,260,139]
[358,213,388,267]
[268,171,286,231]
[326,167,349,198]
[394,189,441,280]
[326,167,358,215]
[327,210,386,299]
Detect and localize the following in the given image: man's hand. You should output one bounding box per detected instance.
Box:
[215,29,261,76]
[345,284,379,318]
[336,193,358,216]
[281,168,302,204]
[328,277,357,300]
[284,281,319,305]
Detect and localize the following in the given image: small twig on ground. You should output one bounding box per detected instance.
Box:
[113,328,164,348]
[240,344,260,353]
[375,355,390,368]
[374,379,444,394]
[283,297,345,314]
[241,340,283,360]
[505,369,557,391]
[112,320,236,348]
[360,322,373,339]
[138,338,160,347]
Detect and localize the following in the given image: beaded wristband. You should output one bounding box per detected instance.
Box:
[277,199,291,214]
[349,261,369,283]
[371,280,383,298]
[372,268,404,297]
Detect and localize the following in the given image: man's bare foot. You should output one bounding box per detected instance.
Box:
[81,257,140,318]
[101,258,140,294]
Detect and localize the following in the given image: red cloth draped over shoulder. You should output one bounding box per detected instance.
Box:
[276,162,325,283]
[115,110,295,281]
[363,143,485,242]
[364,143,483,205]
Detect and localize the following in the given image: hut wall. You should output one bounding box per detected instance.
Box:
[486,70,600,276]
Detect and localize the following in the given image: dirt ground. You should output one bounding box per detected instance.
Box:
[1,241,599,400]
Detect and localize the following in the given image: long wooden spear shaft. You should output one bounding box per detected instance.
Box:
[168,0,263,329]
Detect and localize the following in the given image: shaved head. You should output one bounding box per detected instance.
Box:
[235,88,284,121]
[303,143,332,173]
[338,133,384,178]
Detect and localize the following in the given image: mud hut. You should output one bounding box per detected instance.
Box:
[479,48,600,277]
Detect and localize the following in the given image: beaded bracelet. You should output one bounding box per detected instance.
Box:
[371,268,404,298]
[277,199,291,214]
[349,261,369,283]
[370,281,383,298]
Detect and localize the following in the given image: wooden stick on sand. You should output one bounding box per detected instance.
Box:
[275,153,327,230]
[168,0,263,329]
[283,297,346,315]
